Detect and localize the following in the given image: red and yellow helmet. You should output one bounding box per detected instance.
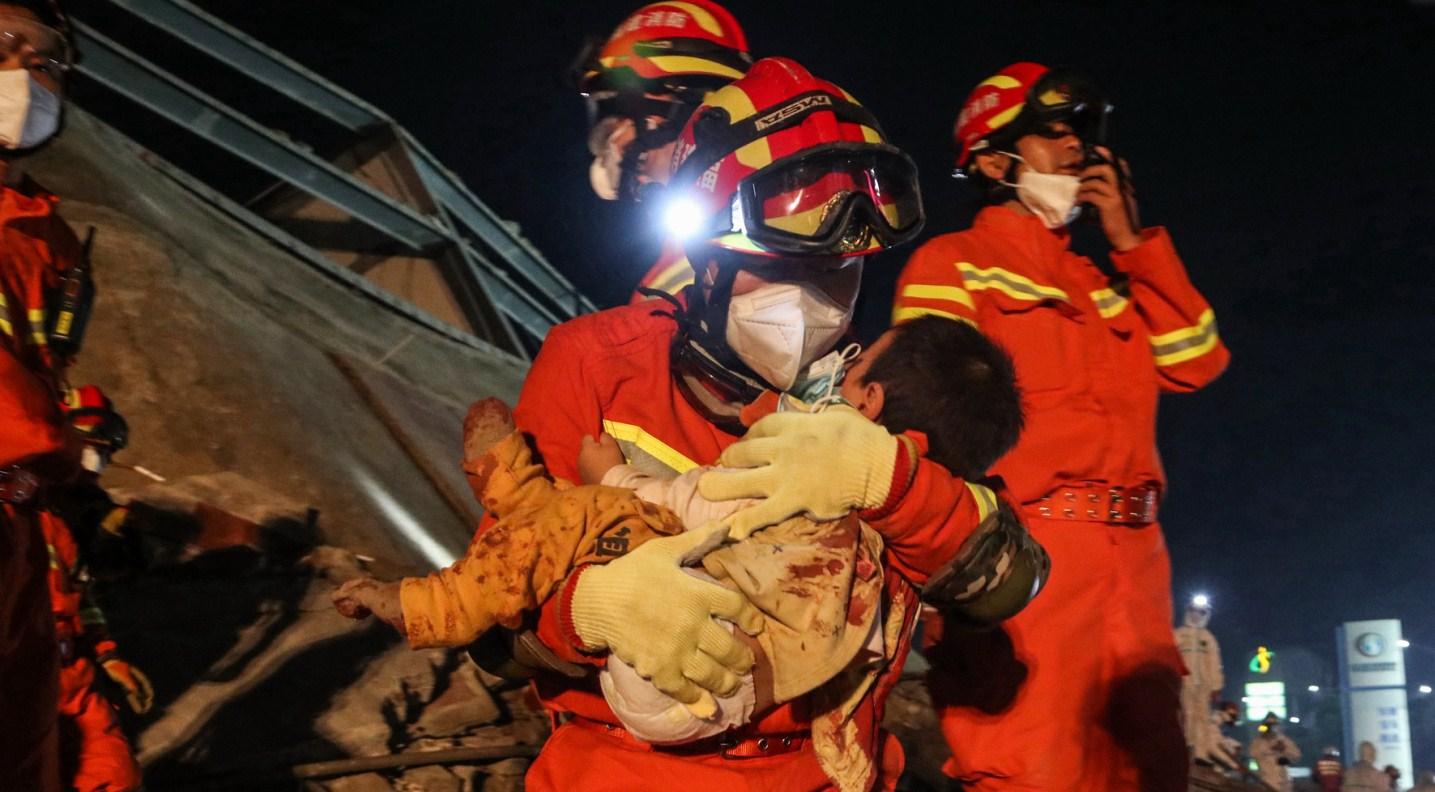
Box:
[61,384,127,450]
[579,1,750,96]
[664,57,924,258]
[954,61,1110,168]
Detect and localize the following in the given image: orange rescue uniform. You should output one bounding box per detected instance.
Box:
[0,183,84,792]
[505,299,990,791]
[893,205,1229,791]
[42,511,143,792]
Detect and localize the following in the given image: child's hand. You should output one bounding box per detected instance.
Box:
[578,432,625,485]
[332,577,405,633]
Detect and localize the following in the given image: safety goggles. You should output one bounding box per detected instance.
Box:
[1024,67,1110,146]
[724,143,924,256]
[0,15,70,85]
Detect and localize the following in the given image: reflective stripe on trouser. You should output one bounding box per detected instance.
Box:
[925,518,1187,792]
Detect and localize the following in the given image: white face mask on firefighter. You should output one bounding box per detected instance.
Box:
[1002,153,1081,229]
[587,117,628,201]
[0,69,60,150]
[725,280,855,392]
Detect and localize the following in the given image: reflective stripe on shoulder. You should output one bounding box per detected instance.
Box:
[1150,308,1220,366]
[899,283,975,310]
[1089,287,1130,319]
[956,262,1069,303]
[601,419,698,477]
[646,257,694,297]
[892,305,976,327]
[965,481,998,522]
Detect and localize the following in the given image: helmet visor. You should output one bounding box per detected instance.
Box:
[1026,68,1109,145]
[737,145,923,256]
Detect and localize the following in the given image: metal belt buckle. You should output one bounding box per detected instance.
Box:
[0,466,38,504]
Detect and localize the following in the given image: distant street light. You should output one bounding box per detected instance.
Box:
[1400,639,1411,648]
[1192,593,1210,608]
[1419,684,1432,695]
[1289,716,1301,723]
[1308,685,1321,692]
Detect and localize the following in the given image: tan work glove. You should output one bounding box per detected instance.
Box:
[698,406,898,538]
[100,655,154,714]
[567,523,763,717]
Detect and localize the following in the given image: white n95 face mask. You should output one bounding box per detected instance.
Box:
[0,69,59,150]
[725,280,855,392]
[1002,154,1081,228]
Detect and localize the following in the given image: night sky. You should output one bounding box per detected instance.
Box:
[184,0,1435,740]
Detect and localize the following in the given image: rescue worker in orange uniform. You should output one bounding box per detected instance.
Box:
[893,62,1230,791]
[45,385,148,792]
[482,58,1011,791]
[0,3,90,790]
[574,1,750,303]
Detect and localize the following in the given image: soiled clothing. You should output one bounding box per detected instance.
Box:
[398,426,886,751]
[399,430,684,647]
[602,464,885,704]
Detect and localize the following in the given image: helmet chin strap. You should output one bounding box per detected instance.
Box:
[666,252,774,427]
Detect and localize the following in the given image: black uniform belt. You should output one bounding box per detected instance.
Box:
[1027,484,1159,524]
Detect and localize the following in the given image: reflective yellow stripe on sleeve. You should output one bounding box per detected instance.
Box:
[0,293,10,338]
[900,284,975,311]
[1150,308,1220,366]
[892,306,977,327]
[965,481,998,522]
[601,420,699,475]
[956,262,1069,303]
[1089,287,1130,319]
[27,308,46,345]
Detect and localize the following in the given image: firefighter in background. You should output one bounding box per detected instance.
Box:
[45,385,148,792]
[1343,741,1389,792]
[1316,745,1345,792]
[895,62,1230,791]
[1249,713,1300,792]
[574,0,750,302]
[484,57,1016,791]
[1174,595,1225,762]
[0,3,90,790]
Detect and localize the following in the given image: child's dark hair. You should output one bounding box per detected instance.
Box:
[861,315,1023,480]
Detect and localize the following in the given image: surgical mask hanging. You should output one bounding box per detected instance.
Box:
[1001,153,1081,228]
[587,117,627,201]
[725,281,854,392]
[788,343,861,409]
[0,69,60,150]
